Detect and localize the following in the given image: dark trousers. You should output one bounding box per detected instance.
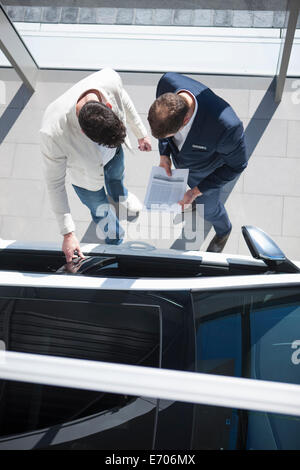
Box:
[194,186,232,237]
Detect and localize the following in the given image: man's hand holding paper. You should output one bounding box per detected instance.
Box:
[144,166,189,213]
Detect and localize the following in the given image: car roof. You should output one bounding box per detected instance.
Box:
[0,238,268,268]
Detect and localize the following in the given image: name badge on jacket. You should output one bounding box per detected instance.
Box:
[192,144,207,151]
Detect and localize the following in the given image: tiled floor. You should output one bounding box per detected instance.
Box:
[0,67,300,260]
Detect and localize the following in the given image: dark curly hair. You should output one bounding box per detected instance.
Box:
[78,101,126,148]
[147,92,189,139]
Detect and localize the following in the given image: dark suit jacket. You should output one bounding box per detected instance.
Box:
[156,72,248,193]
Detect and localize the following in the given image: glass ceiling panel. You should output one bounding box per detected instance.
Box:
[2,0,299,76]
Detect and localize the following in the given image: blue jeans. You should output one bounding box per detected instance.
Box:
[72,146,127,245]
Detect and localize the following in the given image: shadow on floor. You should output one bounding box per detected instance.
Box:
[80,197,139,244]
[0,83,33,144]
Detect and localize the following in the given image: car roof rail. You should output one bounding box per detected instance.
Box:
[242,225,300,274]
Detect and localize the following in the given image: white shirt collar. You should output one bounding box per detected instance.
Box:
[172,90,198,150]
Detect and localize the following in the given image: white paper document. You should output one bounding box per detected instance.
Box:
[144,167,189,213]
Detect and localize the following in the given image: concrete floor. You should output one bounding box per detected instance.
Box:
[0,67,300,260]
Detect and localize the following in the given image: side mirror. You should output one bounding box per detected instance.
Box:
[242,225,300,273]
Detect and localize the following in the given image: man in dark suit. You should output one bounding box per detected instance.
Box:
[148,72,247,253]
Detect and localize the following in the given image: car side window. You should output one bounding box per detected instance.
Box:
[192,287,300,450]
[247,289,300,450]
[0,290,161,449]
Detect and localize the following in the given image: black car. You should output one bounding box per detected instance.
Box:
[0,226,299,450]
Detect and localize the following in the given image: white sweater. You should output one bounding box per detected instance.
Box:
[40,68,147,236]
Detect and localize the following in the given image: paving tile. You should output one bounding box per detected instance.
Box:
[96,7,117,24]
[122,84,157,115]
[0,178,44,217]
[120,71,161,88]
[61,7,79,24]
[213,10,233,27]
[0,142,16,177]
[120,185,147,210]
[122,211,186,245]
[236,232,299,259]
[243,157,300,197]
[12,143,43,179]
[221,173,244,194]
[41,189,55,220]
[237,229,292,258]
[153,9,173,26]
[66,183,93,222]
[24,7,42,23]
[249,89,300,121]
[123,205,182,229]
[282,197,300,237]
[0,81,27,109]
[173,9,193,26]
[244,118,288,158]
[192,9,213,27]
[73,219,90,242]
[42,182,92,223]
[0,82,5,106]
[225,193,283,236]
[1,69,299,260]
[0,107,35,144]
[125,112,154,144]
[290,79,300,106]
[27,81,78,110]
[194,74,272,92]
[232,10,253,27]
[287,121,300,158]
[134,9,154,25]
[3,107,44,144]
[116,8,134,25]
[124,150,159,187]
[78,221,101,245]
[269,235,300,262]
[0,216,59,242]
[253,11,274,28]
[78,8,97,24]
[78,211,190,250]
[42,7,62,24]
[37,69,90,84]
[214,88,250,119]
[238,231,255,256]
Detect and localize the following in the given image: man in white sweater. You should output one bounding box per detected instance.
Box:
[40,68,151,262]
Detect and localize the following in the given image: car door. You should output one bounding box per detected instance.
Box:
[0,281,194,450]
[191,282,300,450]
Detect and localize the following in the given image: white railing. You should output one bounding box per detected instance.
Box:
[0,350,300,417]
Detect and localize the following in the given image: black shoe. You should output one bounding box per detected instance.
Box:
[206,229,232,253]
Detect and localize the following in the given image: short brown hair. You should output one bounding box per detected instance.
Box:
[147,92,189,139]
[78,101,126,148]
